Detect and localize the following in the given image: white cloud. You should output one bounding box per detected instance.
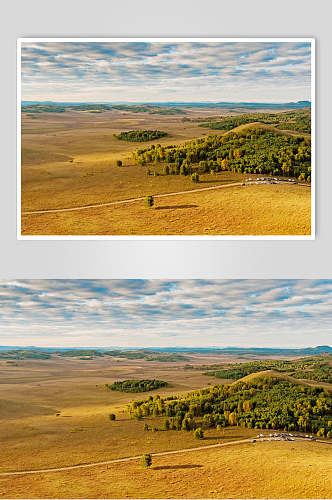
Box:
[20,41,312,102]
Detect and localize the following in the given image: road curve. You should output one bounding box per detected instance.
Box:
[22,182,242,215]
[0,437,328,477]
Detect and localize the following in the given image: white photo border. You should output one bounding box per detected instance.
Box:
[17,37,315,241]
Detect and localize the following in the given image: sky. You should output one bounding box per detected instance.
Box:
[21,41,312,103]
[0,280,330,348]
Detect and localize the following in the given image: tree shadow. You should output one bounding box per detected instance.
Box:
[203,435,243,440]
[153,464,203,470]
[155,204,198,210]
[198,180,232,184]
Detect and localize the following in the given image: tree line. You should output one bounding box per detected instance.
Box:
[127,376,332,437]
[132,127,311,181]
[199,110,311,134]
[203,357,332,384]
[106,379,168,393]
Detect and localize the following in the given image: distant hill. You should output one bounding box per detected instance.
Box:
[0,345,330,355]
[21,100,311,110]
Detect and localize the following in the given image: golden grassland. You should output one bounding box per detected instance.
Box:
[0,355,331,498]
[21,109,311,236]
[1,440,330,499]
[22,184,311,236]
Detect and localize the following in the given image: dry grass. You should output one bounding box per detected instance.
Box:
[22,184,311,236]
[21,109,311,236]
[0,356,330,499]
[1,440,330,499]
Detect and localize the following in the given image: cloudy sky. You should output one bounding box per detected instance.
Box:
[21,41,312,103]
[0,280,330,348]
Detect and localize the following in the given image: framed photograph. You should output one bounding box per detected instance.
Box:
[17,38,315,239]
[0,279,330,499]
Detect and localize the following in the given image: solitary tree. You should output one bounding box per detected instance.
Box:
[191,172,199,183]
[109,413,116,421]
[145,195,154,208]
[116,160,123,167]
[141,453,152,468]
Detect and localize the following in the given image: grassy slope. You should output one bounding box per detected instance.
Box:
[232,369,332,390]
[232,370,312,385]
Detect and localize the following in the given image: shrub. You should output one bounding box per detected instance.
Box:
[109,413,116,421]
[194,428,204,440]
[141,453,152,468]
[116,160,123,167]
[145,196,154,208]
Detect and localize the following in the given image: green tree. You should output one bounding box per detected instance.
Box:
[116,160,123,167]
[164,165,170,175]
[191,172,199,183]
[145,195,154,208]
[193,428,204,440]
[164,419,170,430]
[141,453,152,468]
[180,164,187,176]
[143,423,149,431]
[109,413,116,421]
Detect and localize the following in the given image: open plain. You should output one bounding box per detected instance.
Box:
[21,107,311,236]
[0,352,330,498]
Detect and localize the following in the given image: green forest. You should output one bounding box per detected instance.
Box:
[112,105,185,115]
[106,379,168,393]
[132,127,311,180]
[202,357,332,384]
[115,130,168,142]
[128,376,332,437]
[0,350,51,360]
[199,110,311,134]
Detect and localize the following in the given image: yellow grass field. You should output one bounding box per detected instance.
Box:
[1,440,330,499]
[0,355,330,498]
[21,109,311,236]
[22,184,311,236]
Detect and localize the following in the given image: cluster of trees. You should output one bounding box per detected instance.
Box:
[132,128,311,181]
[0,350,51,360]
[103,350,187,362]
[199,110,311,134]
[115,130,168,142]
[106,379,168,393]
[112,105,185,115]
[127,377,332,437]
[22,104,66,113]
[57,349,104,358]
[204,357,332,384]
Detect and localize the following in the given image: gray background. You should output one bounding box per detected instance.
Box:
[1,0,331,278]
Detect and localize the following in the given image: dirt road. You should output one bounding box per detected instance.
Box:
[0,436,327,477]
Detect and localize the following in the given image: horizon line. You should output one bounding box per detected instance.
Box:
[0,344,329,350]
